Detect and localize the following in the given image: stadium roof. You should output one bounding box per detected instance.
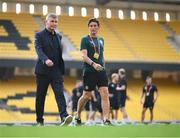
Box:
[112,0,180,5]
[6,0,180,5]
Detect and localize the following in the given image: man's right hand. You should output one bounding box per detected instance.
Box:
[92,63,103,71]
[45,59,54,67]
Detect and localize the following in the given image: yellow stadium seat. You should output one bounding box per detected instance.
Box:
[0,13,39,59]
[0,76,180,122]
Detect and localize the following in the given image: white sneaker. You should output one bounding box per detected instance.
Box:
[122,118,131,124]
[60,115,73,126]
[85,120,95,126]
[112,119,118,125]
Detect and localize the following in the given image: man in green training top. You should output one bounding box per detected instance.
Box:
[75,18,111,125]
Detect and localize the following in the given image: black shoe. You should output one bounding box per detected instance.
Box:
[103,119,112,125]
[74,116,82,125]
[60,115,73,126]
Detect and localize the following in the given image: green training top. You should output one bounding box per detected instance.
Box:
[80,35,105,73]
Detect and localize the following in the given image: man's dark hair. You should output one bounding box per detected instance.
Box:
[88,18,100,27]
[118,68,126,75]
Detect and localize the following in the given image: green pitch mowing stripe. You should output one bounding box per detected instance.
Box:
[0,124,180,137]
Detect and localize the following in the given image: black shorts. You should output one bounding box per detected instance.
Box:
[110,99,119,110]
[119,93,126,108]
[143,102,154,110]
[84,101,90,111]
[83,71,108,91]
[91,101,102,113]
[72,102,78,112]
[72,106,77,112]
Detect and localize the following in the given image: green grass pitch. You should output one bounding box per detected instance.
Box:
[0,124,180,138]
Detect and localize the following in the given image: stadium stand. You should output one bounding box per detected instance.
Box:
[0,76,180,122]
[59,16,135,61]
[105,19,180,62]
[168,21,180,33]
[0,76,76,122]
[59,16,180,62]
[0,25,8,36]
[0,11,179,123]
[0,12,39,59]
[127,79,180,121]
[0,13,179,62]
[64,76,77,94]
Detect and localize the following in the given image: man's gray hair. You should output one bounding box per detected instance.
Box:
[46,13,58,20]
